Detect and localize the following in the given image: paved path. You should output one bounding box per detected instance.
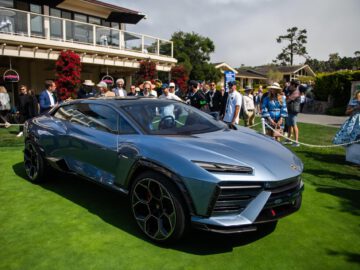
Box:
[297,113,347,127]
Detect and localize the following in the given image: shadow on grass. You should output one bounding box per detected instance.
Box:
[305,169,360,183]
[296,150,346,166]
[12,162,275,255]
[327,250,360,265]
[316,186,360,216]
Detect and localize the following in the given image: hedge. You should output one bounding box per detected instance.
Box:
[314,70,360,108]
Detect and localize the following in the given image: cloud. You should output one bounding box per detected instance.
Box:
[106,0,360,67]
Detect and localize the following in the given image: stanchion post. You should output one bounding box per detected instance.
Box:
[261,118,266,134]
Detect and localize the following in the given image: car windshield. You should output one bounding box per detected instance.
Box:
[122,100,227,135]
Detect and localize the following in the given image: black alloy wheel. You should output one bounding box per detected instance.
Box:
[24,141,46,183]
[131,171,187,243]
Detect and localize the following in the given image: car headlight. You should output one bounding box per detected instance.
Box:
[192,161,253,174]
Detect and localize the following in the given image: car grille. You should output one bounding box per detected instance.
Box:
[211,177,302,216]
[211,182,263,216]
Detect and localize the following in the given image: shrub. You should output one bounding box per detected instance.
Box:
[171,65,189,92]
[135,60,158,85]
[326,106,347,116]
[55,50,81,100]
[314,70,360,108]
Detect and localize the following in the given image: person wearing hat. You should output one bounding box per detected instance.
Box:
[285,79,301,146]
[78,80,97,99]
[261,82,288,141]
[222,80,242,129]
[168,82,176,95]
[97,81,115,97]
[243,85,255,127]
[159,83,181,101]
[112,78,127,97]
[186,80,209,112]
[139,81,155,97]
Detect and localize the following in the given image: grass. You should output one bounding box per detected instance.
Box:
[0,122,359,270]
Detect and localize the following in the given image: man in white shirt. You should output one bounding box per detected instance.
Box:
[223,81,242,128]
[243,86,255,127]
[112,78,127,97]
[159,83,182,101]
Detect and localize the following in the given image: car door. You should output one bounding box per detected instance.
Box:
[64,102,119,185]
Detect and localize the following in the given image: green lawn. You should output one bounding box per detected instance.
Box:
[0,123,359,270]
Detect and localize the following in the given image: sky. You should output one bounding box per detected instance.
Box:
[107,0,360,67]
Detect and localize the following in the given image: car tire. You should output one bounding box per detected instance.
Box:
[24,140,48,183]
[130,171,188,243]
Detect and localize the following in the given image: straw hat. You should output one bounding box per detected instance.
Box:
[268,82,282,91]
[139,80,156,90]
[83,80,95,86]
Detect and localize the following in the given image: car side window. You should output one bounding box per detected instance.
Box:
[54,103,118,134]
[119,115,137,134]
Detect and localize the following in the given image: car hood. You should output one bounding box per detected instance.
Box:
[129,127,303,182]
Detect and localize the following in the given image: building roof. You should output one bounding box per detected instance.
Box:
[235,69,267,80]
[213,62,238,74]
[252,65,315,77]
[40,0,145,24]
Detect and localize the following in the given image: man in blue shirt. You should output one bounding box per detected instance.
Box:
[39,80,57,114]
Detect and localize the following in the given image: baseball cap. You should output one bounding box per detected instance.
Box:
[97,81,107,88]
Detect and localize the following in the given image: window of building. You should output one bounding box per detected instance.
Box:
[50,8,62,39]
[50,8,61,18]
[101,19,110,27]
[0,0,13,8]
[61,10,71,20]
[89,16,101,25]
[30,3,41,14]
[29,3,43,36]
[74,13,87,23]
[111,22,119,29]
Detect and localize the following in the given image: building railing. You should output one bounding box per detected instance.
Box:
[0,7,173,57]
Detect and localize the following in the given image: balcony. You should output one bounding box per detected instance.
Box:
[0,6,174,61]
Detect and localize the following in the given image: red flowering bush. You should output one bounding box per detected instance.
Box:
[135,60,158,85]
[171,65,189,92]
[55,50,81,100]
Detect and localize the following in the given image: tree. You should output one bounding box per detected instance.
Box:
[171,31,221,81]
[267,69,283,84]
[355,51,360,69]
[305,52,360,73]
[274,27,308,66]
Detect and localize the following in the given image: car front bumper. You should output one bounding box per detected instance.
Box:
[191,180,304,233]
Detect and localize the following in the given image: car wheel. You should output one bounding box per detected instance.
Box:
[130,171,188,243]
[24,140,47,183]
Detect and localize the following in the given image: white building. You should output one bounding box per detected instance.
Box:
[0,0,176,104]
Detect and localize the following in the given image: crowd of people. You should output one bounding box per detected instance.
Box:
[0,77,306,144]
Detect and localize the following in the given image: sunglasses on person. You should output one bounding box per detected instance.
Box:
[144,88,150,90]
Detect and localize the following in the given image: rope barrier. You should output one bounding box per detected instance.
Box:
[0,123,24,127]
[246,122,262,128]
[263,121,360,148]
